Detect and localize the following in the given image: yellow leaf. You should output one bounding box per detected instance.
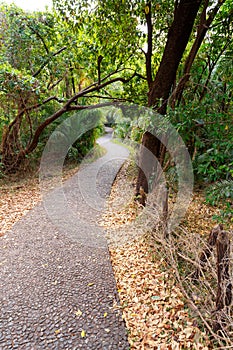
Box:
[145,5,150,14]
[104,312,108,318]
[55,329,61,335]
[225,125,229,130]
[88,282,94,286]
[81,330,86,338]
[75,309,82,317]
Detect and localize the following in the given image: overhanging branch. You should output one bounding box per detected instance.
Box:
[26,72,137,154]
[78,95,133,102]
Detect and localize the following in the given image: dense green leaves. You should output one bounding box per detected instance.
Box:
[0,63,41,94]
[0,0,232,183]
[0,3,108,171]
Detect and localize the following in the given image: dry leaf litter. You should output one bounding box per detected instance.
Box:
[99,161,224,350]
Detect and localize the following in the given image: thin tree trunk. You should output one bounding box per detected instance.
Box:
[199,41,230,102]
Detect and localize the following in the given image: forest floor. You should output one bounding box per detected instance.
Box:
[100,161,227,350]
[0,159,230,349]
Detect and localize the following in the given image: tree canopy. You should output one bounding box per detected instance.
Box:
[0,0,232,186]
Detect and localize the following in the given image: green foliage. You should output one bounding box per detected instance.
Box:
[53,0,175,90]
[113,105,174,144]
[196,143,233,182]
[113,114,131,140]
[0,0,232,183]
[168,66,233,182]
[0,3,107,170]
[205,180,233,225]
[68,125,104,162]
[181,119,232,182]
[46,108,105,163]
[205,180,233,206]
[0,62,41,95]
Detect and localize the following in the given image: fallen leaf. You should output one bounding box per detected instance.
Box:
[183,327,194,339]
[75,309,82,317]
[81,330,86,338]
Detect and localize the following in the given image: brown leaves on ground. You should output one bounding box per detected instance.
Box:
[110,239,211,349]
[181,191,221,234]
[0,178,40,236]
[100,161,223,349]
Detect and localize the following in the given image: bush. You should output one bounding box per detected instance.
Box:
[205,180,233,226]
[67,125,104,163]
[167,102,233,182]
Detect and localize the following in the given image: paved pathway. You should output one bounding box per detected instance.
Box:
[0,132,130,349]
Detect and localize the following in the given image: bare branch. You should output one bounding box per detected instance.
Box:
[26,96,65,112]
[67,73,138,103]
[172,0,226,105]
[101,67,138,83]
[6,96,64,134]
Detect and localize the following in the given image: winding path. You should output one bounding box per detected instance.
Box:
[0,131,130,350]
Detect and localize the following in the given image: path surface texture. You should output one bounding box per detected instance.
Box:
[0,131,130,350]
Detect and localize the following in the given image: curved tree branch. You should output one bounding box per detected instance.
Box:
[26,72,137,154]
[26,23,49,54]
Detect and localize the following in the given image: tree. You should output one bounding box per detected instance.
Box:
[1,0,230,180]
[53,0,230,202]
[0,4,136,172]
[136,0,203,199]
[167,1,233,182]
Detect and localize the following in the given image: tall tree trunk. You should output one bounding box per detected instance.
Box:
[136,0,203,204]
